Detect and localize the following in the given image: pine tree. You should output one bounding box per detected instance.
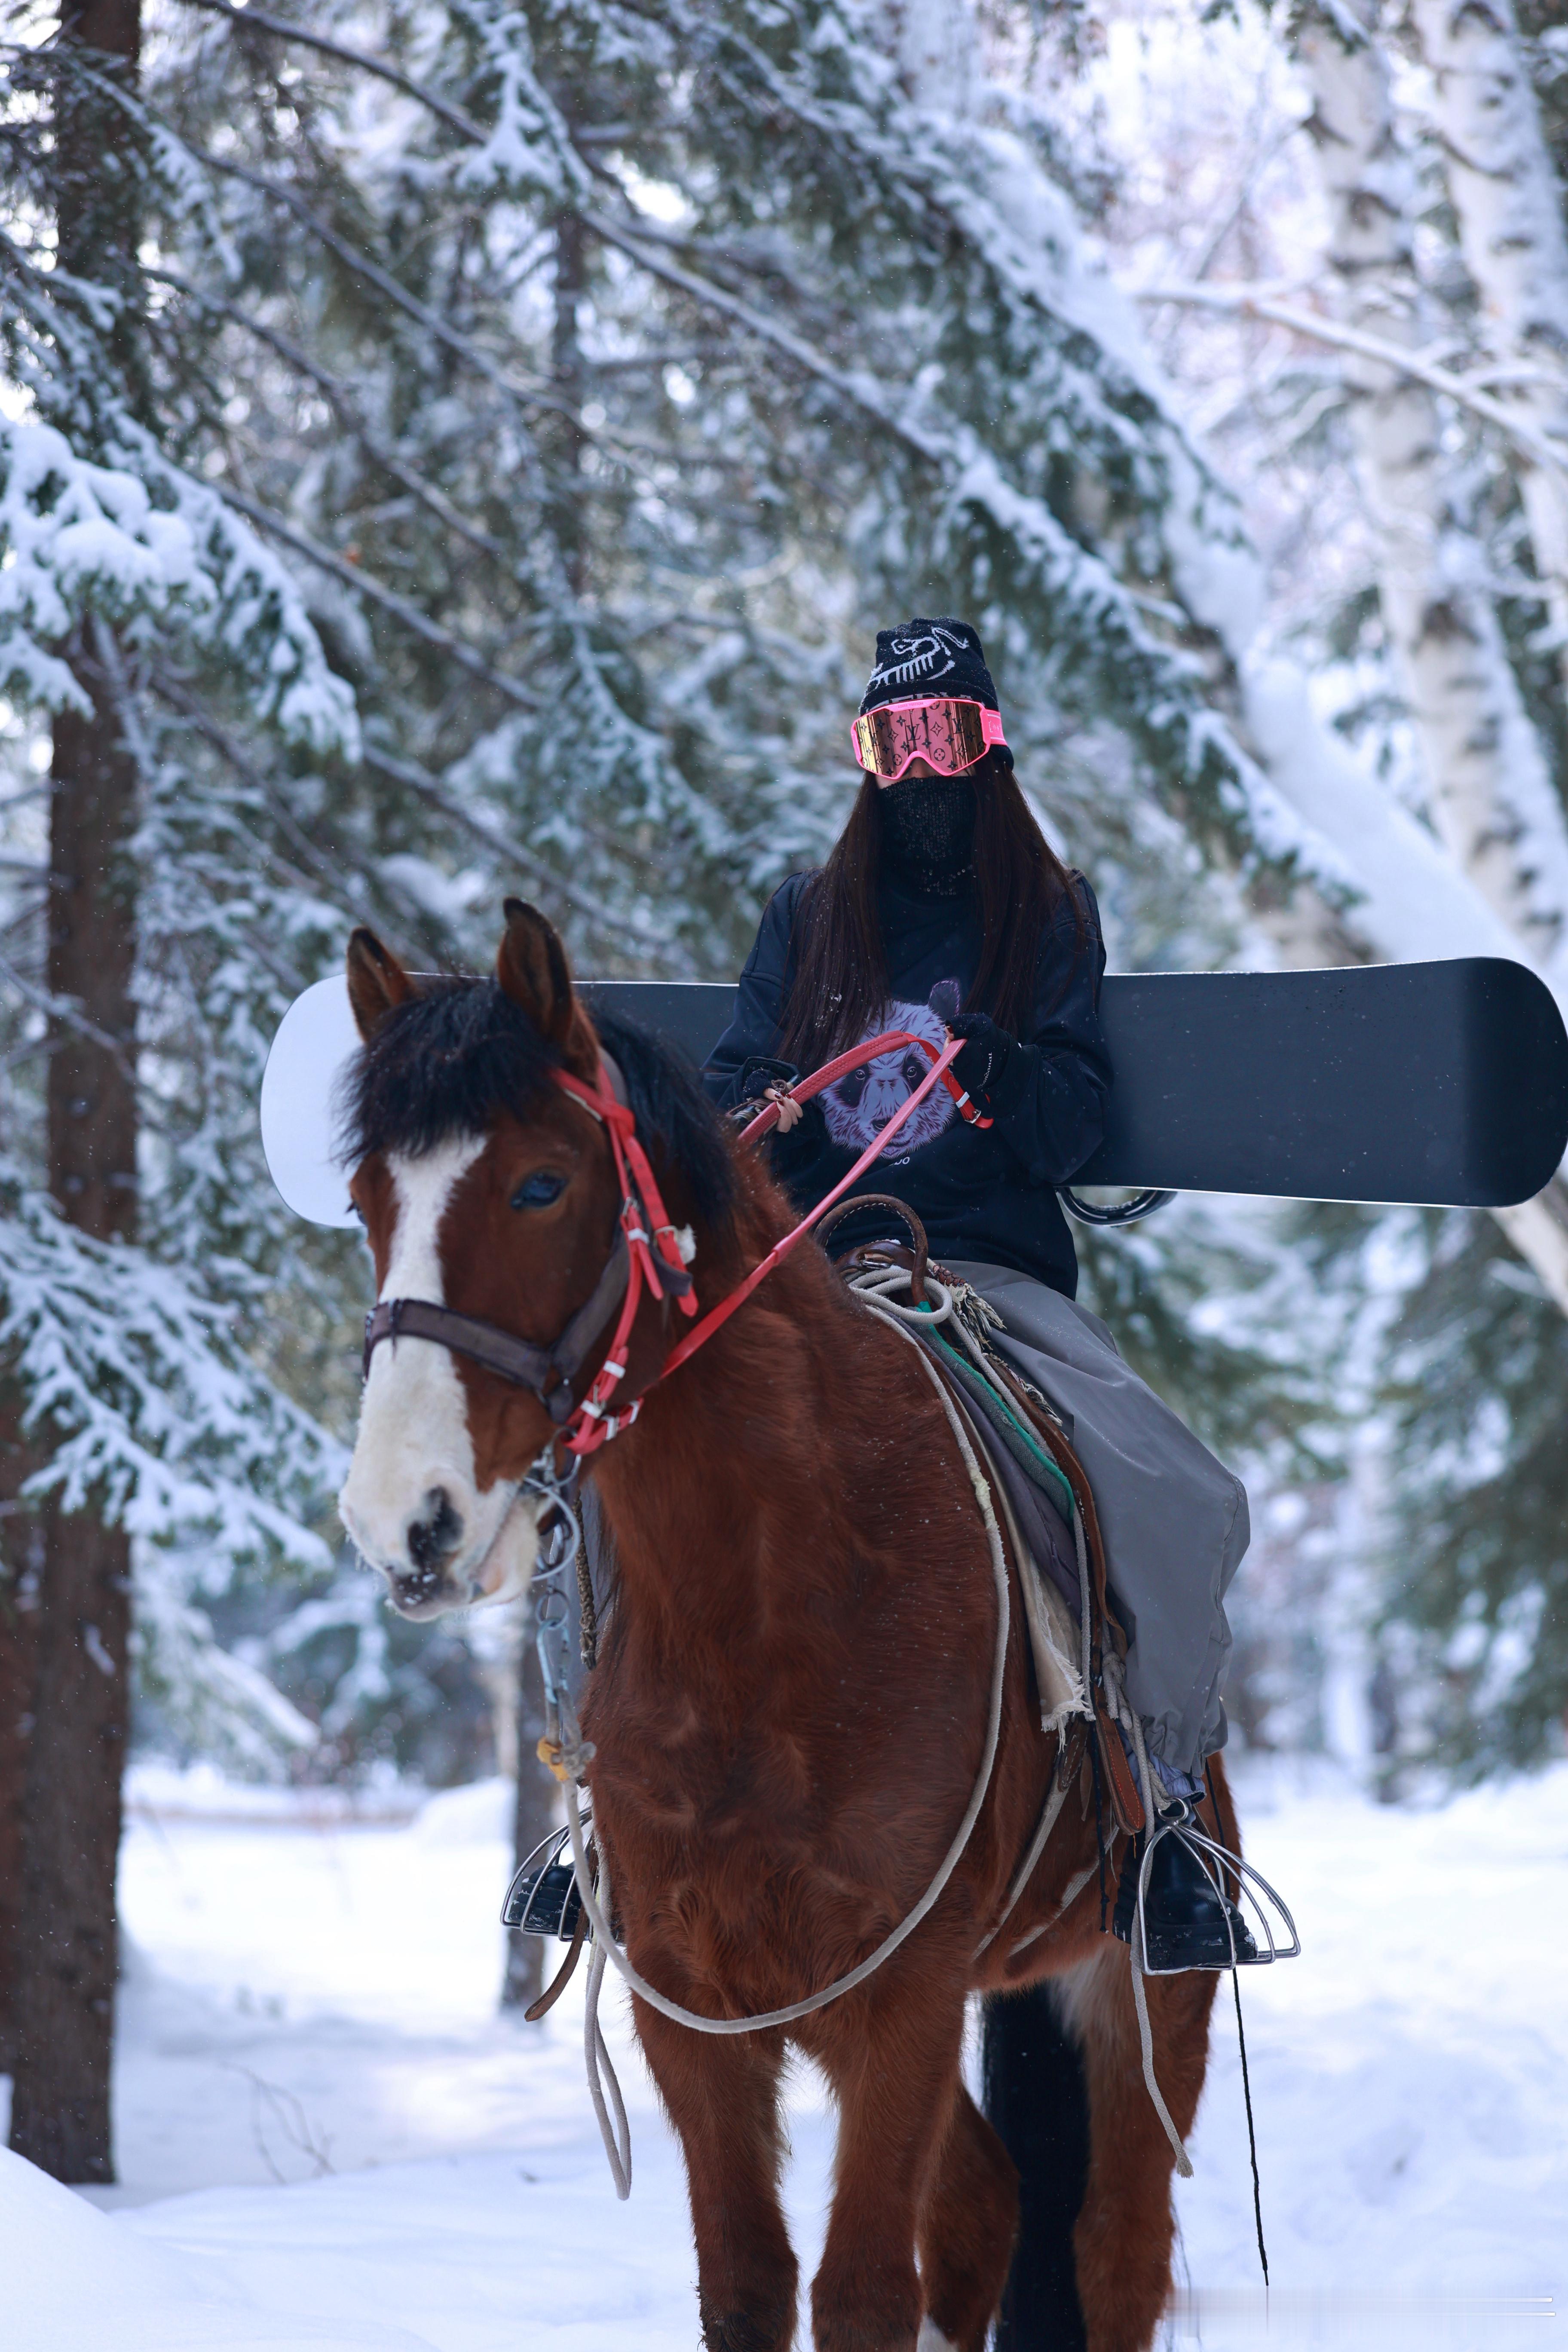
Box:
[0,0,356,2172]
[126,3,1343,1688]
[3,0,148,2184]
[1372,1207,1568,1776]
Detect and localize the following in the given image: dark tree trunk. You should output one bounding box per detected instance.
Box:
[550,207,588,601]
[5,0,144,2188]
[8,656,140,2181]
[500,1616,558,2011]
[0,1409,46,2076]
[6,1515,132,2180]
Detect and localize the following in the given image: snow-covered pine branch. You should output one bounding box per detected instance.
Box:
[133,1566,321,1779]
[0,1160,344,1562]
[154,0,1351,906]
[0,413,358,757]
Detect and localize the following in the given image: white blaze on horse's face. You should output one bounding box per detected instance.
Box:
[338,1137,541,1617]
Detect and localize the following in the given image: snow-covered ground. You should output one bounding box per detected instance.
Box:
[1,1756,1562,2349]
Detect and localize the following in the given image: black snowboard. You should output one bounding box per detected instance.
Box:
[584,958,1568,1207]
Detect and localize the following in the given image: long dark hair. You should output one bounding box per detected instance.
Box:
[777,755,1087,1067]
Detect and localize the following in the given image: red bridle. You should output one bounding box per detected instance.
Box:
[361,1023,986,1455]
[548,1062,701,1451]
[555,1024,980,1453]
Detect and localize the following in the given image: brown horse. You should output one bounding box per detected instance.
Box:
[337,901,1223,2352]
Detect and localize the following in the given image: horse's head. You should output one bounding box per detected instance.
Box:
[336,900,622,1616]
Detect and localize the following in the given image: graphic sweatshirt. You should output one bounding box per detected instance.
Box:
[702,867,1111,1297]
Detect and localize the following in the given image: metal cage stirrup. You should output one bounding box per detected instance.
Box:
[1132,1801,1302,1979]
[502,1822,587,1943]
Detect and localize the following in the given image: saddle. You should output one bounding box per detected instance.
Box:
[826,1198,1148,1840]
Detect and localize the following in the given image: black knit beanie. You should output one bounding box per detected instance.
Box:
[858,618,1013,772]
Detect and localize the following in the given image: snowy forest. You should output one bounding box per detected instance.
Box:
[1,0,1567,2327]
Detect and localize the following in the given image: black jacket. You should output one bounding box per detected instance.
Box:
[703,867,1111,1297]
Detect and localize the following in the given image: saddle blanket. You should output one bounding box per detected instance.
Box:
[946,1261,1249,1784]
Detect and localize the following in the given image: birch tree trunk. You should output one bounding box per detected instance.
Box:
[1243,1,1568,1316]
[1412,0,1568,697]
[1298,0,1568,966]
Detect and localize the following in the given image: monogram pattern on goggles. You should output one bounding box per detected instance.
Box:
[850,696,1008,781]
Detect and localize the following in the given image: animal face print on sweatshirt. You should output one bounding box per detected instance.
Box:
[820,995,959,1158]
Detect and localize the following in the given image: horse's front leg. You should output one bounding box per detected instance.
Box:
[634,2000,799,2352]
[810,1974,970,2352]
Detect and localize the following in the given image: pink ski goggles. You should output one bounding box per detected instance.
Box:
[849,695,1008,781]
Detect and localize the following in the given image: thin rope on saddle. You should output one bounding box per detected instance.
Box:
[847,1259,1098,1963]
[1233,1966,1268,2285]
[548,1305,1012,2198]
[582,1929,632,2197]
[529,1239,1280,2201]
[564,1299,1011,2040]
[1111,1673,1196,2179]
[863,1254,1218,2175]
[850,1265,1079,1534]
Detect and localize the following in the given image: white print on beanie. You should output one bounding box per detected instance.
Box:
[820,995,960,1158]
[864,624,971,697]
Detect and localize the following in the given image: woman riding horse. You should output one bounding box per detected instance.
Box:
[334,630,1281,2348]
[703,617,1260,1972]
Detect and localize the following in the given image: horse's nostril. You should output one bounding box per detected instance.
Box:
[406,1485,463,1575]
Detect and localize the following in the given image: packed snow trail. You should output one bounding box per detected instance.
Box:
[0,1760,1561,2349]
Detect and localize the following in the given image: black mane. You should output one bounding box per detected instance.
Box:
[337,978,736,1230]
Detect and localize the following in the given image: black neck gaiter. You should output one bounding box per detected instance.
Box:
[878,776,977,898]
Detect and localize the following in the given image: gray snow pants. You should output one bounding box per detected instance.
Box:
[946,1259,1249,1784]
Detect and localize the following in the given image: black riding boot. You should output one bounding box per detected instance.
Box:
[1113,1811,1258,1971]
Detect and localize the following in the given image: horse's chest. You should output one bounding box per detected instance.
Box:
[591,1682,814,1854]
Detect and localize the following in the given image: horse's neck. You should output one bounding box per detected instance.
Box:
[587,1228,886,1648]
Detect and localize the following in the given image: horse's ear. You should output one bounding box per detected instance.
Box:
[346,927,415,1041]
[496,898,598,1078]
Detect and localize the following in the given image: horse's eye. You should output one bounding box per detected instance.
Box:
[512,1170,567,1211]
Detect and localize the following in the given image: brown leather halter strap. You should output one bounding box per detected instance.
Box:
[361,1052,655,1427]
[361,1229,631,1425]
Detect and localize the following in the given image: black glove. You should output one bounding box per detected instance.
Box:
[736,1055,799,1103]
[947,1011,1015,1106]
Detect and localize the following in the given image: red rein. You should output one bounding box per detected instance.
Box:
[555,1027,983,1454]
